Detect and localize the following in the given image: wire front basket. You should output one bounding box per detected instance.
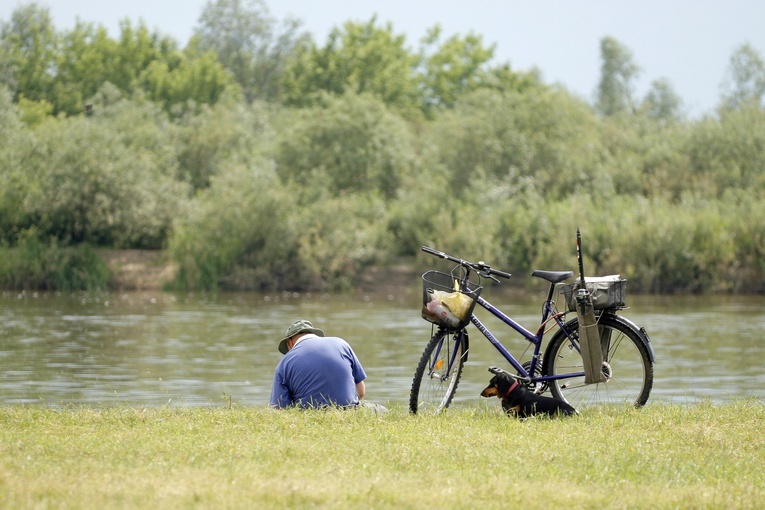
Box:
[421,270,483,330]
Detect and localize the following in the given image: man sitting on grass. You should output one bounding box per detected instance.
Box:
[269,319,376,410]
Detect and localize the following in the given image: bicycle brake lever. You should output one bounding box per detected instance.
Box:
[479,271,500,283]
[475,261,501,283]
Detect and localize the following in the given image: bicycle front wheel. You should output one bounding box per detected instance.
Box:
[409,328,467,414]
[543,314,653,409]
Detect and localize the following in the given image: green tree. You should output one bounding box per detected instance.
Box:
[480,62,544,96]
[52,20,117,115]
[720,42,765,110]
[641,78,682,122]
[602,115,691,199]
[109,19,167,91]
[170,160,291,290]
[686,104,765,196]
[282,17,419,111]
[1,5,233,116]
[428,88,609,200]
[173,92,274,190]
[0,85,31,242]
[725,190,765,292]
[138,47,233,108]
[0,85,21,137]
[169,160,393,290]
[596,36,640,116]
[16,94,53,125]
[0,3,58,104]
[417,25,496,112]
[193,0,308,102]
[277,92,414,199]
[287,193,393,290]
[13,86,189,248]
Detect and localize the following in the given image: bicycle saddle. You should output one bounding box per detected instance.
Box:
[531,270,573,284]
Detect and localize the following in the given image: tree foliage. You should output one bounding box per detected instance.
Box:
[1,4,765,293]
[276,92,414,198]
[427,87,608,199]
[418,25,496,111]
[720,42,765,110]
[641,78,682,121]
[0,4,234,116]
[192,0,308,102]
[0,3,58,104]
[596,36,641,116]
[2,85,190,248]
[282,17,420,111]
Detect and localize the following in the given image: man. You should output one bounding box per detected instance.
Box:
[269,319,367,409]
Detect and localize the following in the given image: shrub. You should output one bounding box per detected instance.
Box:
[0,231,110,290]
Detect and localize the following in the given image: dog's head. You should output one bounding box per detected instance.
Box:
[480,366,519,399]
[479,375,500,398]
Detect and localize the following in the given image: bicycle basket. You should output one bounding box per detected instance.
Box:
[421,270,482,330]
[560,275,627,312]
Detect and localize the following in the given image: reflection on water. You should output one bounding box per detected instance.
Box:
[1,288,763,408]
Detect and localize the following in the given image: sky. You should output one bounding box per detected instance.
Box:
[2,1,765,117]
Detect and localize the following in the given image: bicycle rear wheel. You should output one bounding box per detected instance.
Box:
[543,314,653,409]
[409,328,467,414]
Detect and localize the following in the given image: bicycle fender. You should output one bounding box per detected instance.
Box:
[552,314,655,364]
[606,314,656,363]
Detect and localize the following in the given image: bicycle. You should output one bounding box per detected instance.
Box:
[410,246,655,414]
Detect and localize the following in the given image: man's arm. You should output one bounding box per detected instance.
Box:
[356,380,366,400]
[269,370,293,408]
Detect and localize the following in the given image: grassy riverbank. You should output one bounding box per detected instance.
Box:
[1,402,763,509]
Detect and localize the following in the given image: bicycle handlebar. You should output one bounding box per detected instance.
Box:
[421,246,512,280]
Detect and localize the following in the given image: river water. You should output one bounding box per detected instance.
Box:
[1,286,764,408]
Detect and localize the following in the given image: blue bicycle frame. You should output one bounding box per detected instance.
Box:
[461,294,586,384]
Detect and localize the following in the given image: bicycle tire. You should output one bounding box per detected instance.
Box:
[409,328,467,414]
[543,314,653,409]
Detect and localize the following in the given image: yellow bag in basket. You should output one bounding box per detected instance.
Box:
[438,281,473,320]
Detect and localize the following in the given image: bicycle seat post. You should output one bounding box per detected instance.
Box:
[530,270,573,305]
[545,282,557,303]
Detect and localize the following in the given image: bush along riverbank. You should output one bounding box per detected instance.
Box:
[0,242,176,292]
[1,234,764,295]
[1,401,763,509]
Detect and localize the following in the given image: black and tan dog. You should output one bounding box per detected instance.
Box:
[480,366,577,418]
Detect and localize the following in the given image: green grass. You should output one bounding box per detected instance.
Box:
[1,401,763,509]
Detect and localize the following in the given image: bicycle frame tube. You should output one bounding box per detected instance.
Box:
[470,313,528,375]
[469,295,560,377]
[475,296,541,342]
[436,295,586,383]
